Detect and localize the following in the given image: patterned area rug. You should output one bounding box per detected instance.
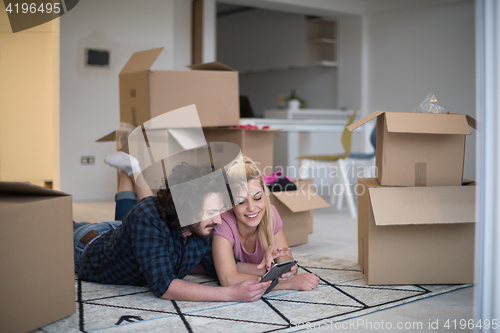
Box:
[37,254,471,333]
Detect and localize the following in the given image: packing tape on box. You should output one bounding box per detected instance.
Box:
[415,163,427,187]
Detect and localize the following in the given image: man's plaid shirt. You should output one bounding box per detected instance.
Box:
[79,196,217,297]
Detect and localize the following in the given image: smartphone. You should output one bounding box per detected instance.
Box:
[260,259,298,294]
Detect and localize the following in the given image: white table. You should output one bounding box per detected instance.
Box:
[240,110,373,178]
[263,109,358,121]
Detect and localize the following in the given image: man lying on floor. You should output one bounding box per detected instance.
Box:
[73,152,271,302]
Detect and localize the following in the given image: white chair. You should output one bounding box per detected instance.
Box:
[333,126,377,212]
[297,110,358,218]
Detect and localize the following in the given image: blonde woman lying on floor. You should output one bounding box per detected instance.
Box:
[213,156,320,291]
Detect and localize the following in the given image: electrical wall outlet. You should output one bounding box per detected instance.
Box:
[81,156,95,165]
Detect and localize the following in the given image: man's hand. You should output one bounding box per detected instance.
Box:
[278,264,297,283]
[256,245,290,270]
[230,278,271,302]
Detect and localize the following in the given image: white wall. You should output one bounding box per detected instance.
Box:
[362,0,476,178]
[217,8,338,115]
[60,0,190,201]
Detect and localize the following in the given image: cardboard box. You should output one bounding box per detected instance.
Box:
[347,112,476,187]
[203,127,280,174]
[270,181,330,246]
[290,178,315,233]
[357,178,475,285]
[118,47,239,128]
[0,182,75,333]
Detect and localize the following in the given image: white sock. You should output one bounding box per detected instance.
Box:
[104,152,140,176]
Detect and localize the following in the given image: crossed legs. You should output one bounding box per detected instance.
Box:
[117,170,153,201]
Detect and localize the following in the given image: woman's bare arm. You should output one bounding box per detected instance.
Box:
[236,262,266,276]
[212,235,261,286]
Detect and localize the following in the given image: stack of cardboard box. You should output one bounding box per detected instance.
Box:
[348,111,476,285]
[98,47,328,246]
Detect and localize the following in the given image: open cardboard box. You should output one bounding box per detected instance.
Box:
[98,104,281,191]
[290,178,315,233]
[203,127,281,175]
[347,111,476,187]
[0,182,75,333]
[99,126,280,175]
[270,179,330,246]
[98,47,240,145]
[357,178,475,285]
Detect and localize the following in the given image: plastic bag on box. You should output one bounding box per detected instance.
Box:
[414,93,447,114]
[116,122,135,151]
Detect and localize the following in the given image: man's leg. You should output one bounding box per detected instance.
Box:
[73,221,121,272]
[117,169,153,201]
[73,221,91,231]
[133,172,154,201]
[115,170,154,220]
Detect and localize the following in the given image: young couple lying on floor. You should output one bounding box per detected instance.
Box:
[73,153,319,302]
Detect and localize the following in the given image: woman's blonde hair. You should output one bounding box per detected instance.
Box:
[228,156,275,251]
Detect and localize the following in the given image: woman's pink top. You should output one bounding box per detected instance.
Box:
[213,205,283,264]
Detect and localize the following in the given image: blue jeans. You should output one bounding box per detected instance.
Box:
[73,191,137,272]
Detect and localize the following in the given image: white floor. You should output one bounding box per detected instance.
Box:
[73,201,474,333]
